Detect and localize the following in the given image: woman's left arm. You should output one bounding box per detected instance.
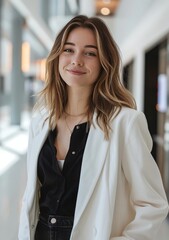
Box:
[112,111,169,240]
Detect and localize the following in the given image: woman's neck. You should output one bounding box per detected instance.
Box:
[66,87,91,116]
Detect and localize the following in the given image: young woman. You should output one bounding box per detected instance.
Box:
[18,15,169,240]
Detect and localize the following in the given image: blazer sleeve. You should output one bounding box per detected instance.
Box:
[111,111,169,240]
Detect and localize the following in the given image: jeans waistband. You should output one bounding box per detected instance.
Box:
[39,214,74,228]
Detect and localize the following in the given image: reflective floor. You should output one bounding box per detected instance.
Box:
[0,107,169,240]
[0,107,29,240]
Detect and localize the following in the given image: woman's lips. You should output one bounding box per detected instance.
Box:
[67,69,86,75]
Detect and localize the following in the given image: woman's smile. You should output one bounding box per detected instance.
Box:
[66,68,86,75]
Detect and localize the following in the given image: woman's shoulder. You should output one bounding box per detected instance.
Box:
[30,108,49,132]
[114,107,152,148]
[113,107,147,126]
[117,106,142,117]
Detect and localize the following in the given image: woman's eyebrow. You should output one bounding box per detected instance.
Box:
[65,42,97,49]
[85,45,98,49]
[64,42,74,46]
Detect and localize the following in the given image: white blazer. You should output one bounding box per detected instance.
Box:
[18,107,169,240]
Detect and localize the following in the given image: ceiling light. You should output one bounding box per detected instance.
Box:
[103,0,111,3]
[100,7,111,15]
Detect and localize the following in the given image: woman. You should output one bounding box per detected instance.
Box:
[18,15,169,240]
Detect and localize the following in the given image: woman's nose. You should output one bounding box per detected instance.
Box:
[71,54,84,67]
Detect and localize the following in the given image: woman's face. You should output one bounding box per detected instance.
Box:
[59,27,101,90]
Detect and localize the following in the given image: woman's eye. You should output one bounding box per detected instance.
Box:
[63,49,73,53]
[85,52,97,57]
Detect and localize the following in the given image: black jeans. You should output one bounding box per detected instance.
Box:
[35,215,73,240]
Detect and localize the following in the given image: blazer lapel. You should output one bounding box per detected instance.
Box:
[73,115,109,227]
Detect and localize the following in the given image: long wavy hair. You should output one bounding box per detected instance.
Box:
[36,15,136,139]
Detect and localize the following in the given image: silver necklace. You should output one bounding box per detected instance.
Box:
[64,110,86,117]
[64,114,86,134]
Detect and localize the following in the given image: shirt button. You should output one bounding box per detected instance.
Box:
[76,125,80,129]
[57,199,60,203]
[72,151,76,155]
[51,218,57,224]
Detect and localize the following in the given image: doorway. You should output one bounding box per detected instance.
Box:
[144,37,169,200]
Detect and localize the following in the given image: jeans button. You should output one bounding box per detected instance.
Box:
[50,217,57,224]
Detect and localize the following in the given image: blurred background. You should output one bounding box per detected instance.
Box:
[0,0,169,239]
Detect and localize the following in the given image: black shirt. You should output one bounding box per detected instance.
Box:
[37,122,89,217]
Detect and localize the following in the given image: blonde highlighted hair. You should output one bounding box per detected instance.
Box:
[36,15,136,139]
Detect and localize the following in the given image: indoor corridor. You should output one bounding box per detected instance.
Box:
[0,0,169,239]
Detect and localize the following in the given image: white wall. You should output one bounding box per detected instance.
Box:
[112,0,156,46]
[107,0,169,110]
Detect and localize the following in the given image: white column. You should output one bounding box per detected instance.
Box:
[79,0,96,16]
[50,0,58,17]
[50,0,66,16]
[0,0,3,145]
[10,6,24,125]
[67,0,78,14]
[133,51,145,111]
[40,0,49,24]
[0,0,2,79]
